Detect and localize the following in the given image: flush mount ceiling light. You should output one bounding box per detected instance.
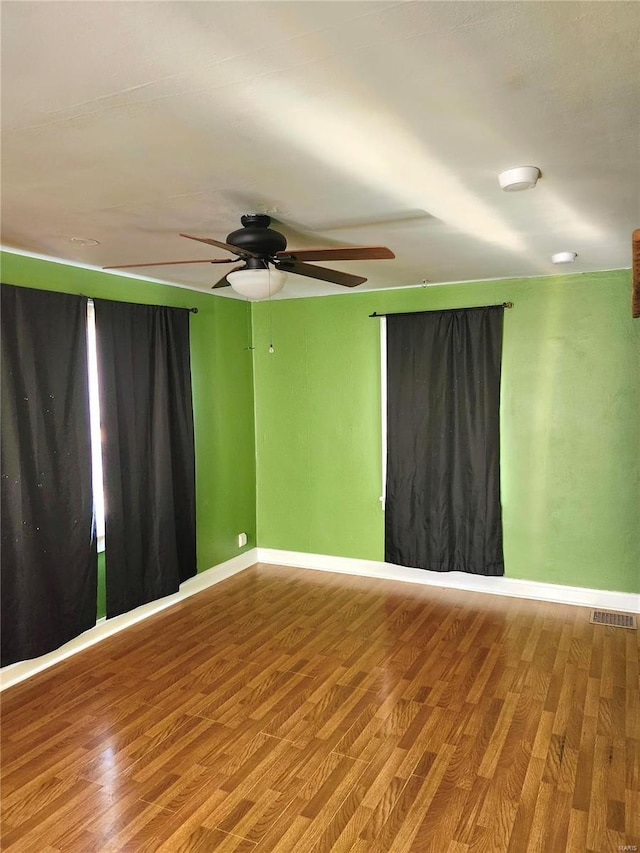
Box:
[226,267,288,300]
[498,166,541,192]
[551,251,578,264]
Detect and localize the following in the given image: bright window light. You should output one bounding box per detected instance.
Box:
[86,300,105,551]
[380,316,387,511]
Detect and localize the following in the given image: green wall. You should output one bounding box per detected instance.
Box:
[1,251,257,619]
[253,270,640,594]
[3,252,638,603]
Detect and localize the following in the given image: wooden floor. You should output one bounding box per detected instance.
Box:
[1,564,638,853]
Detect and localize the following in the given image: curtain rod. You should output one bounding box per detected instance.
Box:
[82,294,198,313]
[369,302,513,318]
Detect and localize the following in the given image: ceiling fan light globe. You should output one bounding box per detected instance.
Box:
[226,268,287,300]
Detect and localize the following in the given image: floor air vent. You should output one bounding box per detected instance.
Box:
[590,610,636,629]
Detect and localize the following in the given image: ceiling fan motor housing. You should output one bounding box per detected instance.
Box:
[226,214,287,255]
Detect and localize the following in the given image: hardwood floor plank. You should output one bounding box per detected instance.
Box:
[1,777,104,852]
[155,825,256,853]
[565,807,589,853]
[367,746,456,852]
[477,691,519,779]
[408,781,469,852]
[453,775,492,846]
[626,789,640,836]
[446,842,470,853]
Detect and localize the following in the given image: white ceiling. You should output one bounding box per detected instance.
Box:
[2,1,639,299]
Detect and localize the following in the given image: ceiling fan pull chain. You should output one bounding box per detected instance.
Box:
[268,267,275,353]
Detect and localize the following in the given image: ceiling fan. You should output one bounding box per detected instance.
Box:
[104,214,395,299]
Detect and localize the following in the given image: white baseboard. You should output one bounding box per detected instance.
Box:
[257,548,640,614]
[5,546,636,691]
[0,549,257,691]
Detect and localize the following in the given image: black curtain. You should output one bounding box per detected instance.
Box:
[385,306,504,576]
[1,284,96,666]
[93,300,196,618]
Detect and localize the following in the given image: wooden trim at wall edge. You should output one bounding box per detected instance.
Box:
[259,549,640,615]
[3,548,637,690]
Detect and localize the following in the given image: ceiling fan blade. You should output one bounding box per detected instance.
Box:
[180,232,262,259]
[276,246,395,262]
[633,228,640,319]
[103,258,235,270]
[212,266,243,289]
[277,259,366,287]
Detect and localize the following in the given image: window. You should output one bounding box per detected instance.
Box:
[86,300,105,551]
[380,316,387,511]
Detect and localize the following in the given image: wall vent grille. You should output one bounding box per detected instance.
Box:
[590,610,636,629]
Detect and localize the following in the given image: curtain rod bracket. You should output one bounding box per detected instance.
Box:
[370,301,513,318]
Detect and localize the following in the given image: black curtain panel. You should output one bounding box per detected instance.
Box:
[1,284,97,666]
[385,306,505,576]
[93,300,196,618]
